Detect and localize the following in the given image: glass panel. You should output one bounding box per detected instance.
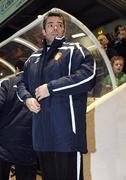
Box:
[0,41,33,65]
[0,41,34,79]
[20,26,42,48]
[0,61,13,79]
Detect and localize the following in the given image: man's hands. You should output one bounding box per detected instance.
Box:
[35,84,50,101]
[25,98,41,113]
[25,84,50,113]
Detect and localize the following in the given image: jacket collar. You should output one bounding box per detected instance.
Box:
[42,36,65,51]
[42,37,65,63]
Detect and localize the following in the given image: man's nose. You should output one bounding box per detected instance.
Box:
[54,25,58,30]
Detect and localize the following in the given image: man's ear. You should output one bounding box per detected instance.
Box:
[63,29,66,36]
[15,67,20,74]
[42,29,46,36]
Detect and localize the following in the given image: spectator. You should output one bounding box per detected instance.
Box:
[114,24,125,38]
[102,56,126,94]
[17,10,96,180]
[114,25,126,73]
[0,60,37,180]
[98,34,118,59]
[106,32,116,45]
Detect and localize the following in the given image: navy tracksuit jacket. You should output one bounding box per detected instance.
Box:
[17,37,96,153]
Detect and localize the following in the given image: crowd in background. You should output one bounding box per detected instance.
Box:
[97,24,126,93]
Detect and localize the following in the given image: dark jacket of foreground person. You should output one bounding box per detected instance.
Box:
[0,73,36,165]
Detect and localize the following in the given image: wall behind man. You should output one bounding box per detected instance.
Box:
[89,82,126,180]
[93,18,126,37]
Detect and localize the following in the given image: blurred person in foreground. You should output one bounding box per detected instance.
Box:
[0,60,37,180]
[17,10,96,180]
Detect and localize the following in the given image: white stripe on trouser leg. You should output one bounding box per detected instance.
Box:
[69,95,76,133]
[77,152,81,180]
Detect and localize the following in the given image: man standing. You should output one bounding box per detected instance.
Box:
[98,34,118,59]
[17,11,96,180]
[0,60,37,180]
[114,26,126,73]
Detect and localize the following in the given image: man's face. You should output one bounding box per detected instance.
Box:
[42,16,65,44]
[98,35,109,47]
[118,29,126,40]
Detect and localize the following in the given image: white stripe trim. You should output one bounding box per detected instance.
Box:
[16,92,23,102]
[53,60,96,92]
[59,46,76,133]
[67,46,76,133]
[69,95,76,133]
[55,36,65,40]
[77,152,81,180]
[60,43,85,59]
[58,46,73,50]
[68,46,74,75]
[75,43,85,58]
[31,53,41,57]
[0,78,9,86]
[25,53,41,63]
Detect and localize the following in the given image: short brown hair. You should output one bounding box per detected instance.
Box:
[43,11,65,30]
[15,60,24,71]
[111,56,124,66]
